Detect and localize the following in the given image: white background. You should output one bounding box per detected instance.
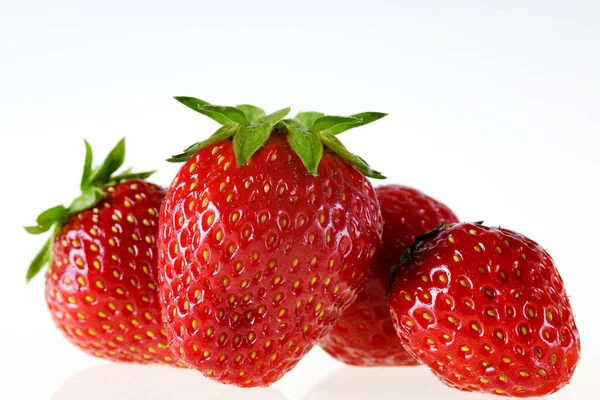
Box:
[1,1,598,399]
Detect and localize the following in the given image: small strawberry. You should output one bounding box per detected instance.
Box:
[26,139,181,366]
[158,97,385,386]
[321,185,458,366]
[388,222,580,397]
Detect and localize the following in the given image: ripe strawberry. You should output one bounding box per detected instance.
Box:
[388,222,580,397]
[321,185,458,366]
[158,97,385,386]
[26,140,181,366]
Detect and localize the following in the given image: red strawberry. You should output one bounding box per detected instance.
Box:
[26,140,181,366]
[158,97,385,386]
[321,185,458,366]
[388,222,580,397]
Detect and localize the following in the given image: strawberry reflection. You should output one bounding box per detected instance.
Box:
[304,366,481,400]
[53,363,287,400]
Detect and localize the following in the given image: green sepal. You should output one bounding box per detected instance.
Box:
[37,204,67,226]
[168,124,238,163]
[312,116,360,135]
[236,104,265,123]
[320,134,385,179]
[24,205,68,234]
[24,225,50,234]
[174,96,246,125]
[174,96,209,110]
[68,188,105,214]
[80,140,93,191]
[111,170,156,182]
[26,236,53,282]
[386,264,400,297]
[233,123,275,166]
[399,224,444,265]
[25,139,153,281]
[386,223,445,296]
[89,139,125,186]
[173,97,386,178]
[233,108,291,166]
[197,104,247,125]
[295,112,324,129]
[260,107,291,125]
[352,112,388,127]
[281,119,323,176]
[313,112,387,136]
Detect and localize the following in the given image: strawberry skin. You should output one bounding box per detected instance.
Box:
[388,223,580,397]
[158,136,383,386]
[45,180,182,365]
[321,185,458,366]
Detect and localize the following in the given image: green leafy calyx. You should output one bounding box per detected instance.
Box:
[170,97,386,178]
[24,139,154,282]
[386,223,447,296]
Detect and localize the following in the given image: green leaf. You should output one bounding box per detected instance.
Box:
[294,112,324,129]
[24,225,51,234]
[26,236,53,282]
[281,120,323,176]
[168,124,238,163]
[349,111,388,127]
[25,205,67,235]
[198,105,247,125]
[236,104,265,123]
[174,97,246,125]
[111,170,156,182]
[320,134,385,179]
[174,96,209,110]
[172,97,387,178]
[260,107,291,125]
[89,139,126,186]
[37,205,67,227]
[312,116,360,135]
[232,123,274,166]
[313,112,387,136]
[68,188,104,214]
[80,140,93,191]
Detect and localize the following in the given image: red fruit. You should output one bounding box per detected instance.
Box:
[321,185,458,366]
[26,140,181,366]
[388,222,580,397]
[158,98,385,386]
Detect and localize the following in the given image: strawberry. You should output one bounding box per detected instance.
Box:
[26,140,182,366]
[388,222,580,397]
[158,97,385,386]
[321,185,458,366]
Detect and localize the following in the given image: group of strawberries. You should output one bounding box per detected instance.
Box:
[27,97,580,397]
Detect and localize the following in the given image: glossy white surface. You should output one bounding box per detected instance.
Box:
[49,358,595,400]
[1,1,598,399]
[52,364,287,400]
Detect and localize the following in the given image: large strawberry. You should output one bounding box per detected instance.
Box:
[158,97,385,387]
[388,222,580,397]
[26,140,181,366]
[321,185,458,366]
